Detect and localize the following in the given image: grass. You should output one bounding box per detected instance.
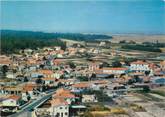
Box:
[110,108,127,114]
[150,90,165,97]
[82,106,127,117]
[130,103,146,112]
[139,92,163,102]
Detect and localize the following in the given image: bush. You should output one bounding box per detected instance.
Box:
[122,44,162,52]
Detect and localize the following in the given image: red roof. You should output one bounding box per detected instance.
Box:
[50,98,68,106]
[103,67,128,71]
[8,95,21,101]
[53,88,75,98]
[43,77,56,81]
[38,70,54,75]
[131,61,148,65]
[72,82,90,88]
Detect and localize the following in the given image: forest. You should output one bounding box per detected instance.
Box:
[121,44,163,52]
[1,30,112,54]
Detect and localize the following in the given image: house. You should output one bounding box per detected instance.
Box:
[78,48,86,53]
[52,88,75,104]
[130,61,150,72]
[49,98,69,117]
[53,59,64,66]
[22,83,41,100]
[82,94,97,103]
[88,62,100,71]
[43,77,58,87]
[0,55,12,66]
[67,48,77,55]
[102,67,129,75]
[0,86,22,95]
[160,60,165,71]
[58,79,75,86]
[91,80,109,89]
[31,72,43,78]
[99,42,106,46]
[24,49,33,54]
[151,77,165,85]
[6,72,16,79]
[72,82,91,92]
[54,46,61,51]
[2,95,21,109]
[38,69,55,78]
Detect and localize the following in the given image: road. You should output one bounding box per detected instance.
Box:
[9,90,55,117]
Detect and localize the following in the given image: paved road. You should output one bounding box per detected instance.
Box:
[9,90,55,117]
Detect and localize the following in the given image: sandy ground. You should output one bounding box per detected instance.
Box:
[110,35,165,43]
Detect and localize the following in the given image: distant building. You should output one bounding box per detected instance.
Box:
[43,77,58,87]
[49,98,69,117]
[88,62,100,71]
[130,61,150,72]
[72,82,91,92]
[52,88,76,104]
[160,60,165,71]
[2,95,21,110]
[82,94,97,103]
[102,67,128,75]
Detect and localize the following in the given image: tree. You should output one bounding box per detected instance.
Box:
[39,64,45,69]
[119,40,126,44]
[35,78,43,84]
[90,73,96,80]
[77,76,88,81]
[112,61,122,67]
[143,86,150,93]
[1,65,9,75]
[145,71,150,76]
[24,76,29,82]
[100,62,109,68]
[68,62,76,69]
[128,40,136,44]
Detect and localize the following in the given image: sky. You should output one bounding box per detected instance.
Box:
[1,0,165,34]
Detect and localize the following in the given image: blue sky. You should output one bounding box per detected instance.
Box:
[1,0,165,34]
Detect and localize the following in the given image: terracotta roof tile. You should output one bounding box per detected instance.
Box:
[53,88,75,98]
[38,70,54,75]
[131,61,148,65]
[8,95,21,101]
[50,98,68,106]
[72,82,90,88]
[102,67,128,71]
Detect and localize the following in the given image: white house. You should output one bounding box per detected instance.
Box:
[49,98,69,117]
[43,77,58,87]
[6,72,16,79]
[102,67,128,75]
[130,61,150,72]
[52,88,76,105]
[2,95,21,108]
[82,94,97,103]
[88,62,100,71]
[72,82,91,92]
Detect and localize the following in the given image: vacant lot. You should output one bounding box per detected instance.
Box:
[111,35,165,43]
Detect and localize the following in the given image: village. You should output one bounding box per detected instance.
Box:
[0,40,165,117]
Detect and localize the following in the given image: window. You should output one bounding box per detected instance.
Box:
[65,112,68,115]
[56,113,60,117]
[65,107,67,109]
[60,107,63,109]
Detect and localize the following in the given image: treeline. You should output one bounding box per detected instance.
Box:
[122,44,162,52]
[1,30,112,41]
[1,30,112,54]
[1,38,66,54]
[1,30,65,54]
